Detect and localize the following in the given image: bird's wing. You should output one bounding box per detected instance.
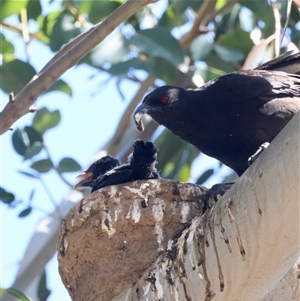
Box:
[210,70,300,101]
[91,167,133,192]
[259,97,300,117]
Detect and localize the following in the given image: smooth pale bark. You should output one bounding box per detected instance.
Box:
[58,113,299,301]
[1,191,83,301]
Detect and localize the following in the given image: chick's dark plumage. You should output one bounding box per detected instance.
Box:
[74,156,120,188]
[134,52,300,176]
[91,140,159,192]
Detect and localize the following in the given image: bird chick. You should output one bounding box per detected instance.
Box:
[74,156,120,188]
[92,140,159,192]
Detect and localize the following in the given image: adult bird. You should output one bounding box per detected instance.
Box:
[91,140,159,192]
[74,156,120,188]
[134,52,300,176]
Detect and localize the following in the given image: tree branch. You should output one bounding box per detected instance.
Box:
[179,0,217,49]
[205,0,240,24]
[271,1,282,57]
[104,75,156,158]
[1,190,84,301]
[292,0,300,9]
[0,0,158,135]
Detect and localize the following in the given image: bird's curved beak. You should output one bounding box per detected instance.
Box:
[134,102,163,131]
[133,103,149,132]
[134,102,150,116]
[73,172,93,188]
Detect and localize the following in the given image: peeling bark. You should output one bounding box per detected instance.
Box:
[58,113,299,301]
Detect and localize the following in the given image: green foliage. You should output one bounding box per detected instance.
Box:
[205,52,236,74]
[155,130,199,181]
[108,57,153,76]
[158,6,189,28]
[129,28,185,67]
[0,1,296,298]
[101,26,186,82]
[50,11,84,51]
[33,107,61,134]
[149,57,178,84]
[214,45,244,62]
[12,129,27,156]
[84,27,129,66]
[196,169,215,185]
[215,4,242,38]
[240,0,274,36]
[0,287,31,301]
[18,207,32,218]
[18,170,39,179]
[178,164,191,182]
[0,0,29,21]
[12,127,43,159]
[171,0,203,14]
[1,0,296,211]
[1,0,298,117]
[190,35,212,61]
[0,187,15,204]
[37,270,51,301]
[37,9,64,42]
[57,158,81,173]
[87,0,121,23]
[0,59,36,94]
[0,33,14,55]
[7,105,82,219]
[30,159,54,173]
[217,30,254,56]
[45,79,72,96]
[11,107,78,173]
[26,0,42,21]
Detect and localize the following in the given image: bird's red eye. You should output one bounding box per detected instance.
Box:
[161,96,169,104]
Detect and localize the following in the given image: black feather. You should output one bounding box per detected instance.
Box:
[92,140,159,192]
[134,52,300,176]
[74,156,120,188]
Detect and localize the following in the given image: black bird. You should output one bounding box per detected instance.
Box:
[74,156,120,188]
[134,52,300,176]
[91,140,159,192]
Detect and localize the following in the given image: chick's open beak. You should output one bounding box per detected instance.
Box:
[73,172,94,188]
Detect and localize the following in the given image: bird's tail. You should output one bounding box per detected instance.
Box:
[129,140,158,168]
[257,51,300,75]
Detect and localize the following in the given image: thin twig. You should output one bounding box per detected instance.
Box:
[292,0,300,9]
[104,74,156,157]
[20,8,30,44]
[56,170,76,188]
[9,92,14,102]
[206,0,240,24]
[0,21,36,38]
[271,2,282,57]
[179,0,217,49]
[43,146,74,188]
[21,200,61,220]
[38,175,64,219]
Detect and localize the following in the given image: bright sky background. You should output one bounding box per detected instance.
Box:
[1,38,144,300]
[1,1,232,300]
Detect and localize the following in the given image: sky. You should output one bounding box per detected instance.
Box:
[0,1,232,300]
[0,32,143,300]
[0,46,135,301]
